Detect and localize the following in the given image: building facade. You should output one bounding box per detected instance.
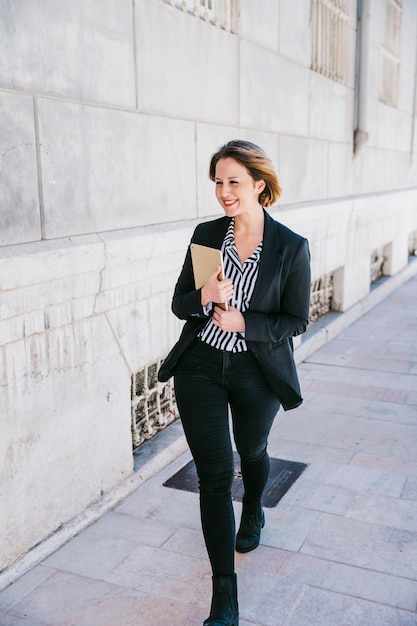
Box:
[1,0,417,572]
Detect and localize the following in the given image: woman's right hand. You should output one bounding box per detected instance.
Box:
[201,265,234,307]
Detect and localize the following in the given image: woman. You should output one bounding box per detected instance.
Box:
[158,140,311,625]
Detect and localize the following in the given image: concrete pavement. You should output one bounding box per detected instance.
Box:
[1,265,417,625]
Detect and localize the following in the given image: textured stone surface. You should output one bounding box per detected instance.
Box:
[0,91,40,245]
[135,0,238,124]
[37,99,196,238]
[0,0,135,106]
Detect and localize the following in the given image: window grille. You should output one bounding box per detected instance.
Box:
[370,247,385,283]
[380,0,402,107]
[131,361,178,450]
[311,0,349,83]
[166,0,238,33]
[309,274,334,323]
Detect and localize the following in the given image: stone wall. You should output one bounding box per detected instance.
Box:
[1,0,417,571]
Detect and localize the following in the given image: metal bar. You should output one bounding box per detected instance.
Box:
[224,0,231,32]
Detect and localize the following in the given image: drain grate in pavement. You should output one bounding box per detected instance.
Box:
[163,452,307,508]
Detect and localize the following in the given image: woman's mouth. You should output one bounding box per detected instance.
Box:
[223,200,237,208]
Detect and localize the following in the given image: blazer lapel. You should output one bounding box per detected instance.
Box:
[249,211,283,309]
[211,218,231,248]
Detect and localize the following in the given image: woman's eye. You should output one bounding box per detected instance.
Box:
[215,181,223,185]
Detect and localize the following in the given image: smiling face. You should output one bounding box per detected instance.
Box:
[214,157,265,218]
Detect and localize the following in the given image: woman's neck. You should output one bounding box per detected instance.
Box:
[233,205,264,236]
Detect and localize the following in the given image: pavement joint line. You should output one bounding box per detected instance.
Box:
[1,258,416,592]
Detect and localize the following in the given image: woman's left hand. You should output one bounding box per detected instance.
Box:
[212,305,246,333]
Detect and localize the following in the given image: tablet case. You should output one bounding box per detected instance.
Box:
[190,243,228,311]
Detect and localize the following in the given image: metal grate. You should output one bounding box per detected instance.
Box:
[311,0,349,84]
[370,247,385,283]
[408,230,417,257]
[309,273,334,323]
[165,0,238,33]
[163,452,308,508]
[380,0,402,107]
[131,361,178,450]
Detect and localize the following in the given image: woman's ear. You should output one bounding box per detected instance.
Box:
[256,179,266,194]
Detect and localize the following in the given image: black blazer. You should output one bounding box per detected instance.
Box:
[158,209,311,410]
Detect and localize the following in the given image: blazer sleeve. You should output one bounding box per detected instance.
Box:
[243,237,311,343]
[171,230,209,321]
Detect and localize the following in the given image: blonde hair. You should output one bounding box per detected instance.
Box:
[209,140,281,208]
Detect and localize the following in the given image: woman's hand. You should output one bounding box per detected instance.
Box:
[201,265,234,307]
[212,305,245,333]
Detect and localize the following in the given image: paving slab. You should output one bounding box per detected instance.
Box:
[1,270,417,625]
[285,587,416,626]
[280,552,417,611]
[301,513,417,579]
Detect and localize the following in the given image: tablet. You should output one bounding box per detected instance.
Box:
[190,243,228,311]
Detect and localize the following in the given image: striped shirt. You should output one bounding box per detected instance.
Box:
[199,219,263,352]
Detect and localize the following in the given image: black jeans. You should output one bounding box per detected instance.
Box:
[174,338,281,576]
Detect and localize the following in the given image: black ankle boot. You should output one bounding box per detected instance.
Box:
[203,573,239,626]
[235,506,265,553]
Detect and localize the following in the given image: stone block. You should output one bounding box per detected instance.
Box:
[281,552,417,611]
[401,476,417,501]
[103,543,209,604]
[268,436,354,466]
[351,453,417,477]
[0,316,133,571]
[360,147,411,193]
[105,290,182,371]
[0,235,104,290]
[239,42,310,135]
[287,586,415,626]
[278,136,328,204]
[398,65,415,116]
[377,106,412,152]
[135,0,238,125]
[0,236,107,346]
[302,513,417,579]
[239,0,280,53]
[237,568,304,626]
[87,511,174,549]
[280,479,355,515]
[163,527,208,560]
[0,0,135,107]
[309,72,351,143]
[328,142,360,198]
[346,493,417,532]
[0,91,40,246]
[42,532,137,581]
[235,543,290,577]
[279,0,311,66]
[1,272,100,321]
[145,487,202,531]
[334,251,370,312]
[2,570,148,626]
[305,463,406,498]
[262,504,321,552]
[99,223,191,267]
[37,99,196,237]
[0,565,55,614]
